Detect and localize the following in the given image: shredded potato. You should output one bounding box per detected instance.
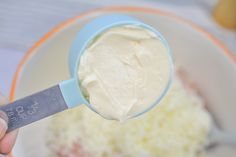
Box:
[47,78,211,157]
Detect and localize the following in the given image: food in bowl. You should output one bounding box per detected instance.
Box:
[10,7,236,157]
[46,72,211,157]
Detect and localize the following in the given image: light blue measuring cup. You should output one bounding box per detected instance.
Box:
[0,14,173,132]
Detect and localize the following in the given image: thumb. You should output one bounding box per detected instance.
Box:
[0,118,7,139]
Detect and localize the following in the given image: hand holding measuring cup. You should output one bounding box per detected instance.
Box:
[0,14,173,132]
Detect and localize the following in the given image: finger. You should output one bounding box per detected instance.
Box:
[0,130,18,154]
[0,118,7,139]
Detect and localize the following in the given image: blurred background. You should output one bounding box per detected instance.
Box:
[0,0,235,96]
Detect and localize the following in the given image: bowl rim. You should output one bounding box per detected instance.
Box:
[9,6,236,157]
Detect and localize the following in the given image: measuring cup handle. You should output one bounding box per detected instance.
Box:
[0,85,68,132]
[59,79,88,108]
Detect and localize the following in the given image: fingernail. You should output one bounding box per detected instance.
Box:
[0,118,7,138]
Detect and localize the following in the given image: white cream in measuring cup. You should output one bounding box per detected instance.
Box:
[78,25,172,121]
